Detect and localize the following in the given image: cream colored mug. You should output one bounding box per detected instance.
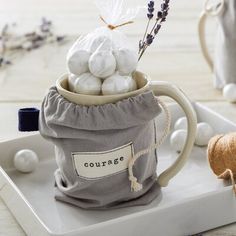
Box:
[56,71,197,187]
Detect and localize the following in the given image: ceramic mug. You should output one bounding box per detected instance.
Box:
[56,71,197,187]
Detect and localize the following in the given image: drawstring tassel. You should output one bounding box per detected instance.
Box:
[128,158,143,192]
[129,176,143,192]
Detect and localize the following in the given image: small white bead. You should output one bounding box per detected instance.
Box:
[14,149,39,173]
[170,129,187,153]
[195,122,214,146]
[67,49,90,76]
[102,74,134,95]
[223,83,236,103]
[74,73,102,95]
[113,48,138,75]
[89,50,116,79]
[174,117,188,130]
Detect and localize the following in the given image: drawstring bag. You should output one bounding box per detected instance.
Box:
[39,86,170,209]
[199,0,236,89]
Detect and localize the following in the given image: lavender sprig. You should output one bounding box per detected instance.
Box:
[139,1,155,54]
[138,0,170,61]
[0,18,66,69]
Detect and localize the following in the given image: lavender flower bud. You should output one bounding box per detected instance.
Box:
[154,24,161,34]
[147,1,155,19]
[161,3,168,10]
[148,1,154,7]
[146,34,154,45]
[56,36,65,42]
[148,7,155,13]
[163,10,169,17]
[5,60,11,65]
[147,13,154,19]
[157,11,163,18]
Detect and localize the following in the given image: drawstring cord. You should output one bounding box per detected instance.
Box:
[128,97,171,192]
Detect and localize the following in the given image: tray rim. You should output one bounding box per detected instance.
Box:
[1,102,236,236]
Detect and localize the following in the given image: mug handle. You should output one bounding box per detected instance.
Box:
[198,0,225,71]
[150,81,197,187]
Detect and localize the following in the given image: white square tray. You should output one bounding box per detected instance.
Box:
[0,103,236,236]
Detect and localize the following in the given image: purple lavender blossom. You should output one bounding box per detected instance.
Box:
[138,0,170,60]
[147,1,155,19]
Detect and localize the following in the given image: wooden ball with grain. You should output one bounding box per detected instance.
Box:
[207,133,236,177]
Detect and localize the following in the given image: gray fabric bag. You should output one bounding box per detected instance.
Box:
[199,0,236,89]
[39,86,163,209]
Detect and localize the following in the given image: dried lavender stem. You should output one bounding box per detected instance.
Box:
[140,19,151,52]
[0,18,66,68]
[149,17,162,36]
[138,17,162,59]
[139,18,169,60]
[138,0,170,61]
[138,44,148,61]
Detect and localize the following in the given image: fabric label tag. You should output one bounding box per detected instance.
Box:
[72,142,134,179]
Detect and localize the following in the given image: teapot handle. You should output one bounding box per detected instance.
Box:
[150,81,197,187]
[198,0,225,71]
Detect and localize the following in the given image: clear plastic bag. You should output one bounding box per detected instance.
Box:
[66,0,140,94]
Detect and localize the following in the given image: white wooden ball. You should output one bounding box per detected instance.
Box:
[74,73,102,95]
[68,74,77,92]
[223,83,236,103]
[67,49,90,76]
[174,117,188,130]
[195,122,214,146]
[170,129,187,153]
[90,36,112,53]
[124,75,137,92]
[14,149,39,173]
[102,74,132,95]
[89,50,116,79]
[114,48,138,75]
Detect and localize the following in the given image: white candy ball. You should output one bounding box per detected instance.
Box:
[174,117,188,130]
[90,36,112,53]
[67,49,90,76]
[68,74,77,92]
[102,74,132,95]
[114,48,138,75]
[14,149,39,173]
[223,83,236,103]
[74,73,102,95]
[126,76,137,92]
[195,122,214,146]
[170,129,187,153]
[89,50,116,79]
